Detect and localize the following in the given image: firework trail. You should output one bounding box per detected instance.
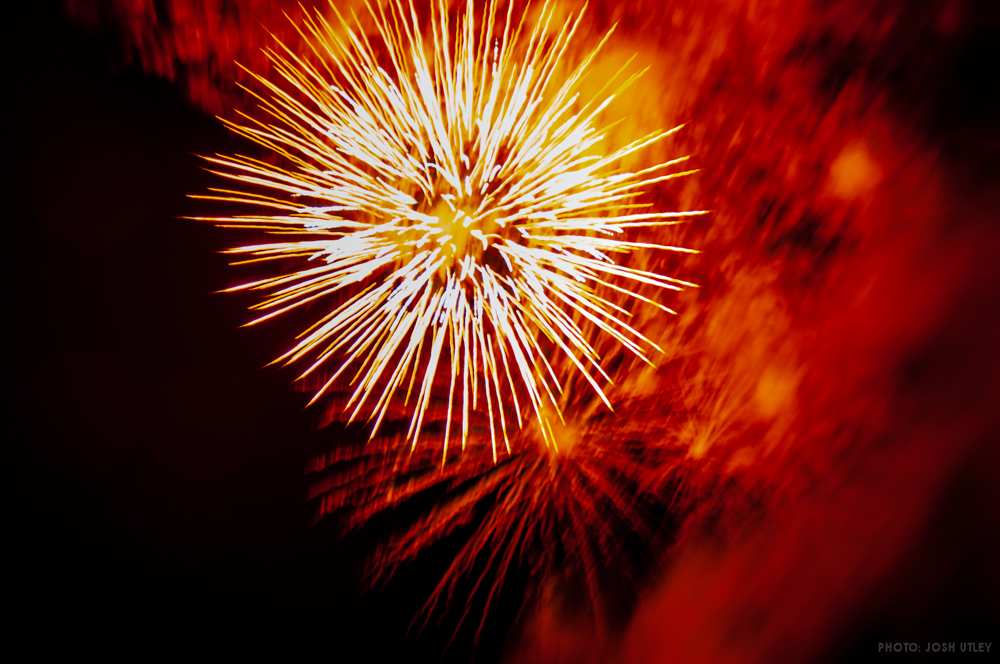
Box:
[308,362,691,640]
[193,0,703,460]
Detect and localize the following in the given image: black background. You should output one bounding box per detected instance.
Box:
[6,2,457,658]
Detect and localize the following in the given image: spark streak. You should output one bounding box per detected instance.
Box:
[194,0,703,460]
[309,382,689,639]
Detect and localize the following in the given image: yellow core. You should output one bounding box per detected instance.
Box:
[429,200,477,259]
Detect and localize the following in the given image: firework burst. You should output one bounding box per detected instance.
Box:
[193,0,703,460]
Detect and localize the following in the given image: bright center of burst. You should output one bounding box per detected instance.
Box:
[429,200,480,259]
[417,198,506,279]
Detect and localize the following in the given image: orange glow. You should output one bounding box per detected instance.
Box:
[828,142,882,199]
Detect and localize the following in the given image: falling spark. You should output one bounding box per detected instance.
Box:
[307,304,705,638]
[193,0,703,460]
[309,375,690,639]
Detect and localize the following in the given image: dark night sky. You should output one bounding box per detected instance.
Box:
[7,1,1000,659]
[7,3,477,657]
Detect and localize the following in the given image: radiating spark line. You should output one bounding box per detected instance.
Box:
[308,373,691,640]
[193,0,703,460]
